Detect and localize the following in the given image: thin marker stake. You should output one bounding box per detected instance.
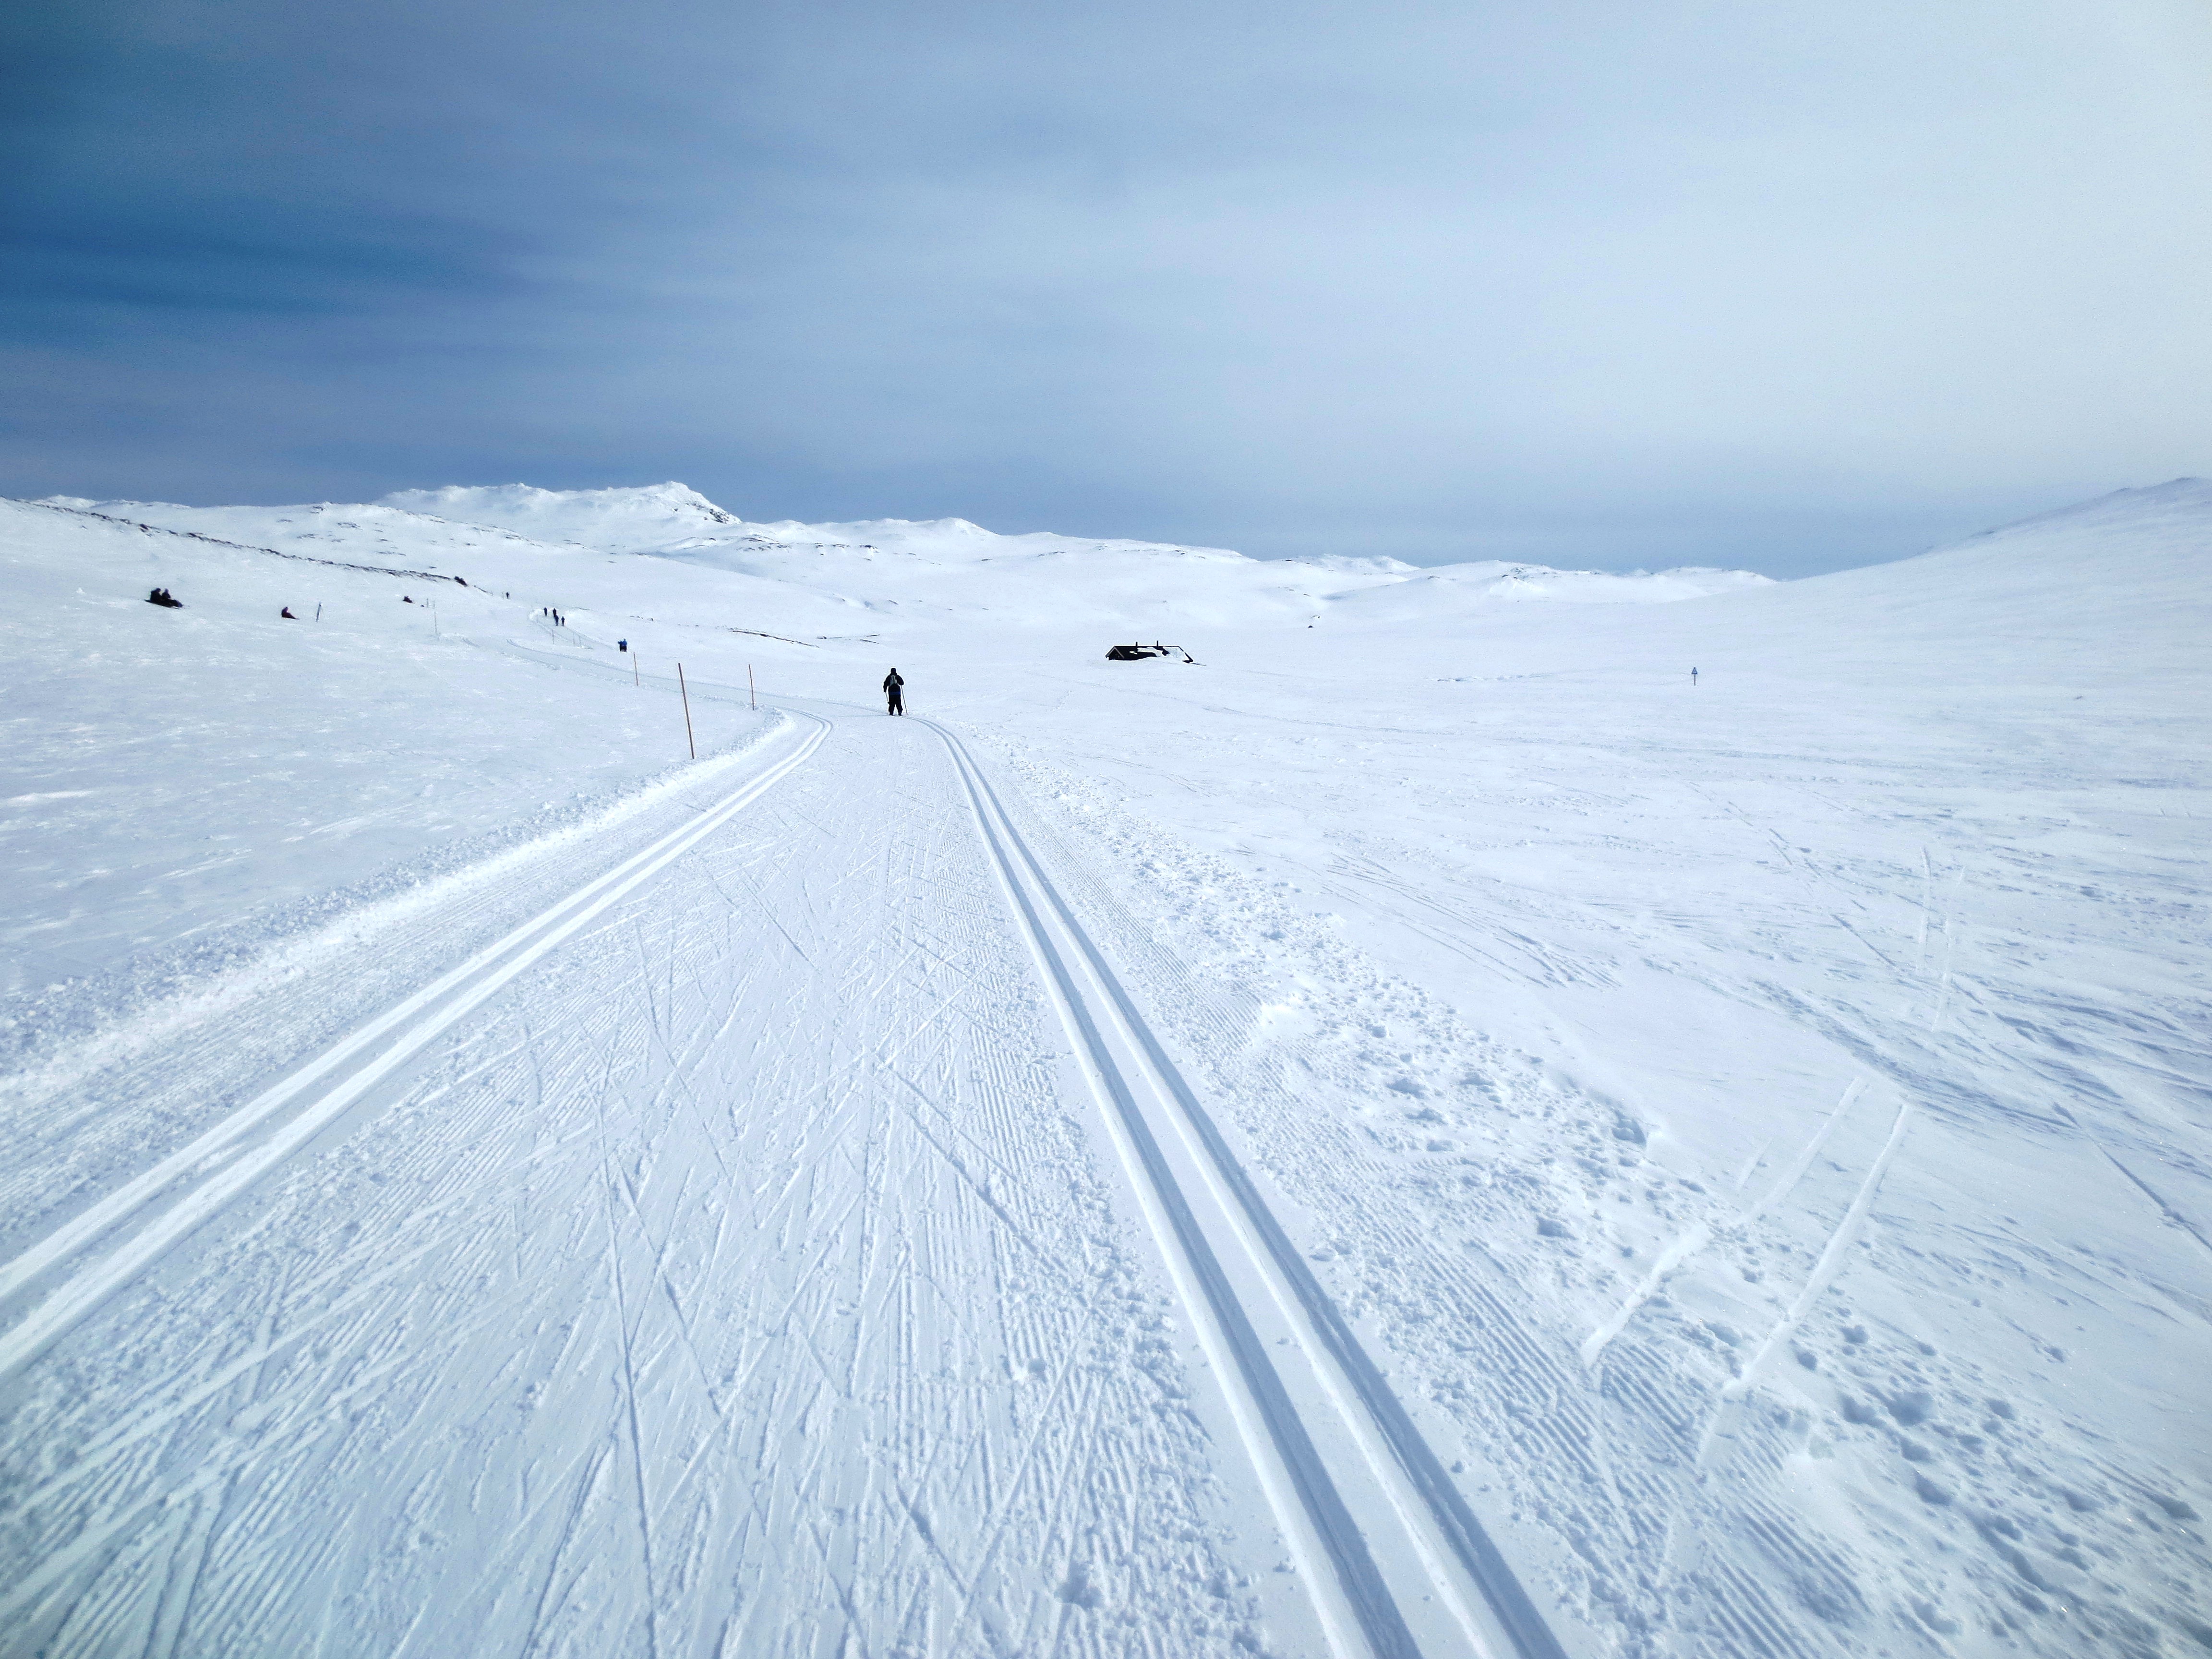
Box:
[748,664,756,709]
[633,651,640,686]
[678,662,696,759]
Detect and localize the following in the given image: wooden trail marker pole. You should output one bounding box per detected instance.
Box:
[748,665,756,709]
[633,652,640,686]
[678,662,696,759]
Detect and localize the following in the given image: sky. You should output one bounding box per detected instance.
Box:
[4,0,2210,576]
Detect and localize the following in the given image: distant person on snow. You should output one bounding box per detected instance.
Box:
[280,606,296,619]
[883,668,905,716]
[147,587,182,608]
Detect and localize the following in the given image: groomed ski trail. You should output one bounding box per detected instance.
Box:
[2,680,1569,1659]
[4,701,1305,1656]
[922,715,1565,1659]
[0,716,827,1379]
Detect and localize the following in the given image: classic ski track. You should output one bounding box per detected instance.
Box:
[919,714,1568,1659]
[9,688,1560,1655]
[0,715,829,1382]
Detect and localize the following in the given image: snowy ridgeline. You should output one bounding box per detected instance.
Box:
[0,480,2207,1659]
[36,481,1774,630]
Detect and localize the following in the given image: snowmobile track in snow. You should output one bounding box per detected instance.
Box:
[0,715,828,1382]
[923,715,1565,1659]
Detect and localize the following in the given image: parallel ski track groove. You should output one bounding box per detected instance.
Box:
[921,714,1568,1659]
[0,716,828,1382]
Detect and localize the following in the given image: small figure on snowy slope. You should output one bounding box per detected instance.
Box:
[280,606,296,619]
[147,587,182,608]
[883,668,905,716]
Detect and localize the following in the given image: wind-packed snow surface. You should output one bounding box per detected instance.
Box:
[2,481,2206,1658]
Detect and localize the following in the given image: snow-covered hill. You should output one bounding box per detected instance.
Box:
[0,496,780,998]
[48,482,1773,636]
[377,481,741,553]
[2,478,2205,1659]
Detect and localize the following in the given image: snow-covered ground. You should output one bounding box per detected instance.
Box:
[1,480,2205,1657]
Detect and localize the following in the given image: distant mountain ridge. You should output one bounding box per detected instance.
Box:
[33,482,1775,635]
[361,481,1773,597]
[376,483,738,553]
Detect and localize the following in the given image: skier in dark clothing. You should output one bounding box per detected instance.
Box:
[883,668,905,715]
[280,606,296,619]
[147,587,182,608]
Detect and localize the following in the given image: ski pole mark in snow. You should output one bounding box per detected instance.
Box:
[1745,1078,1866,1221]
[1706,1093,1917,1450]
[1582,1081,1868,1367]
[0,718,826,1380]
[2095,1150,2212,1264]
[1579,1225,1713,1369]
[1731,1136,1773,1192]
[928,716,1566,1659]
